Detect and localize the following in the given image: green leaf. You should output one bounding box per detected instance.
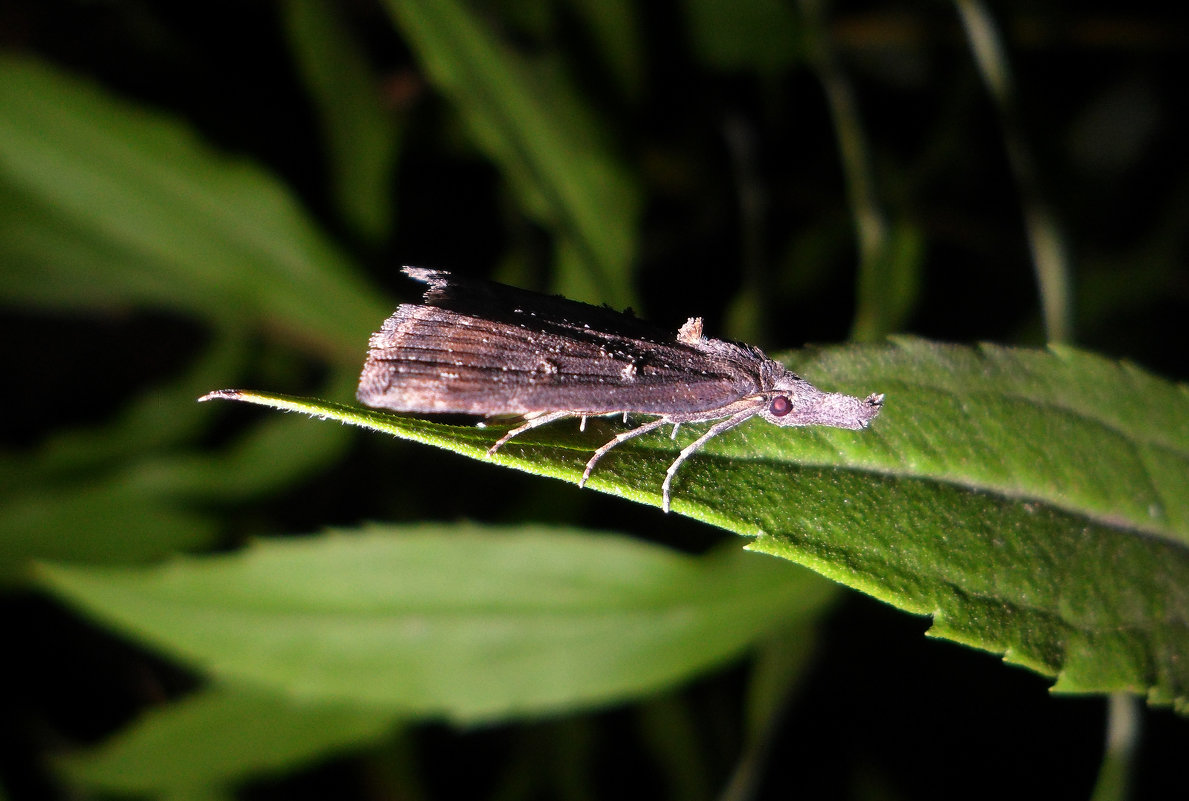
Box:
[559,0,644,100]
[724,625,818,799]
[0,481,216,581]
[38,525,833,724]
[0,54,388,361]
[59,684,401,794]
[0,407,354,581]
[380,0,640,308]
[851,219,924,341]
[282,0,402,244]
[198,337,1189,710]
[0,365,357,581]
[0,55,386,579]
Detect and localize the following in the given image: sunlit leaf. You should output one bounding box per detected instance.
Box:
[196,338,1189,711]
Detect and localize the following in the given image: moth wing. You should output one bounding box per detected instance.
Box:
[402,267,676,343]
[356,304,757,416]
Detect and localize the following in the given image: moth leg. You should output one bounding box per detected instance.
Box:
[579,417,668,488]
[488,411,574,455]
[662,410,755,513]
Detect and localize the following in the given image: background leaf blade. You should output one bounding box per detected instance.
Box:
[59,684,402,795]
[0,54,388,360]
[38,525,834,724]
[381,0,640,308]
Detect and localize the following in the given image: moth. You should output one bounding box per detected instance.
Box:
[357,267,883,512]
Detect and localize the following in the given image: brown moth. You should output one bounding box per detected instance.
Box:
[358,267,883,512]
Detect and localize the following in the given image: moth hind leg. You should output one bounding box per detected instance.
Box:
[487,411,576,455]
[579,417,669,488]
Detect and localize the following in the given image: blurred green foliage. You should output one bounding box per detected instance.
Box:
[1,1,1187,800]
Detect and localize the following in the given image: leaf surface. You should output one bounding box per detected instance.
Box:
[0,55,387,360]
[283,0,401,243]
[39,525,832,724]
[59,684,400,794]
[198,338,1189,710]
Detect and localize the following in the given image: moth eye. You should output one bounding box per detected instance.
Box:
[769,396,792,417]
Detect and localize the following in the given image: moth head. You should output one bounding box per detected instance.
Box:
[760,375,884,430]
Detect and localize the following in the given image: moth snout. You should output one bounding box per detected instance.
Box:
[859,393,885,426]
[770,388,883,430]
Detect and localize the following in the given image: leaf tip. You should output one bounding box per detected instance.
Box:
[198,388,244,403]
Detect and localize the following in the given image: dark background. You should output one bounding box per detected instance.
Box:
[2,1,1187,799]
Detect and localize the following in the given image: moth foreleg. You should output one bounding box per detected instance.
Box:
[661,410,755,513]
[579,417,669,488]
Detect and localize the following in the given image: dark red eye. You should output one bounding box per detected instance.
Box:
[770,396,792,417]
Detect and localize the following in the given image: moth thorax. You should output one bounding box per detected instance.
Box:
[759,358,790,388]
